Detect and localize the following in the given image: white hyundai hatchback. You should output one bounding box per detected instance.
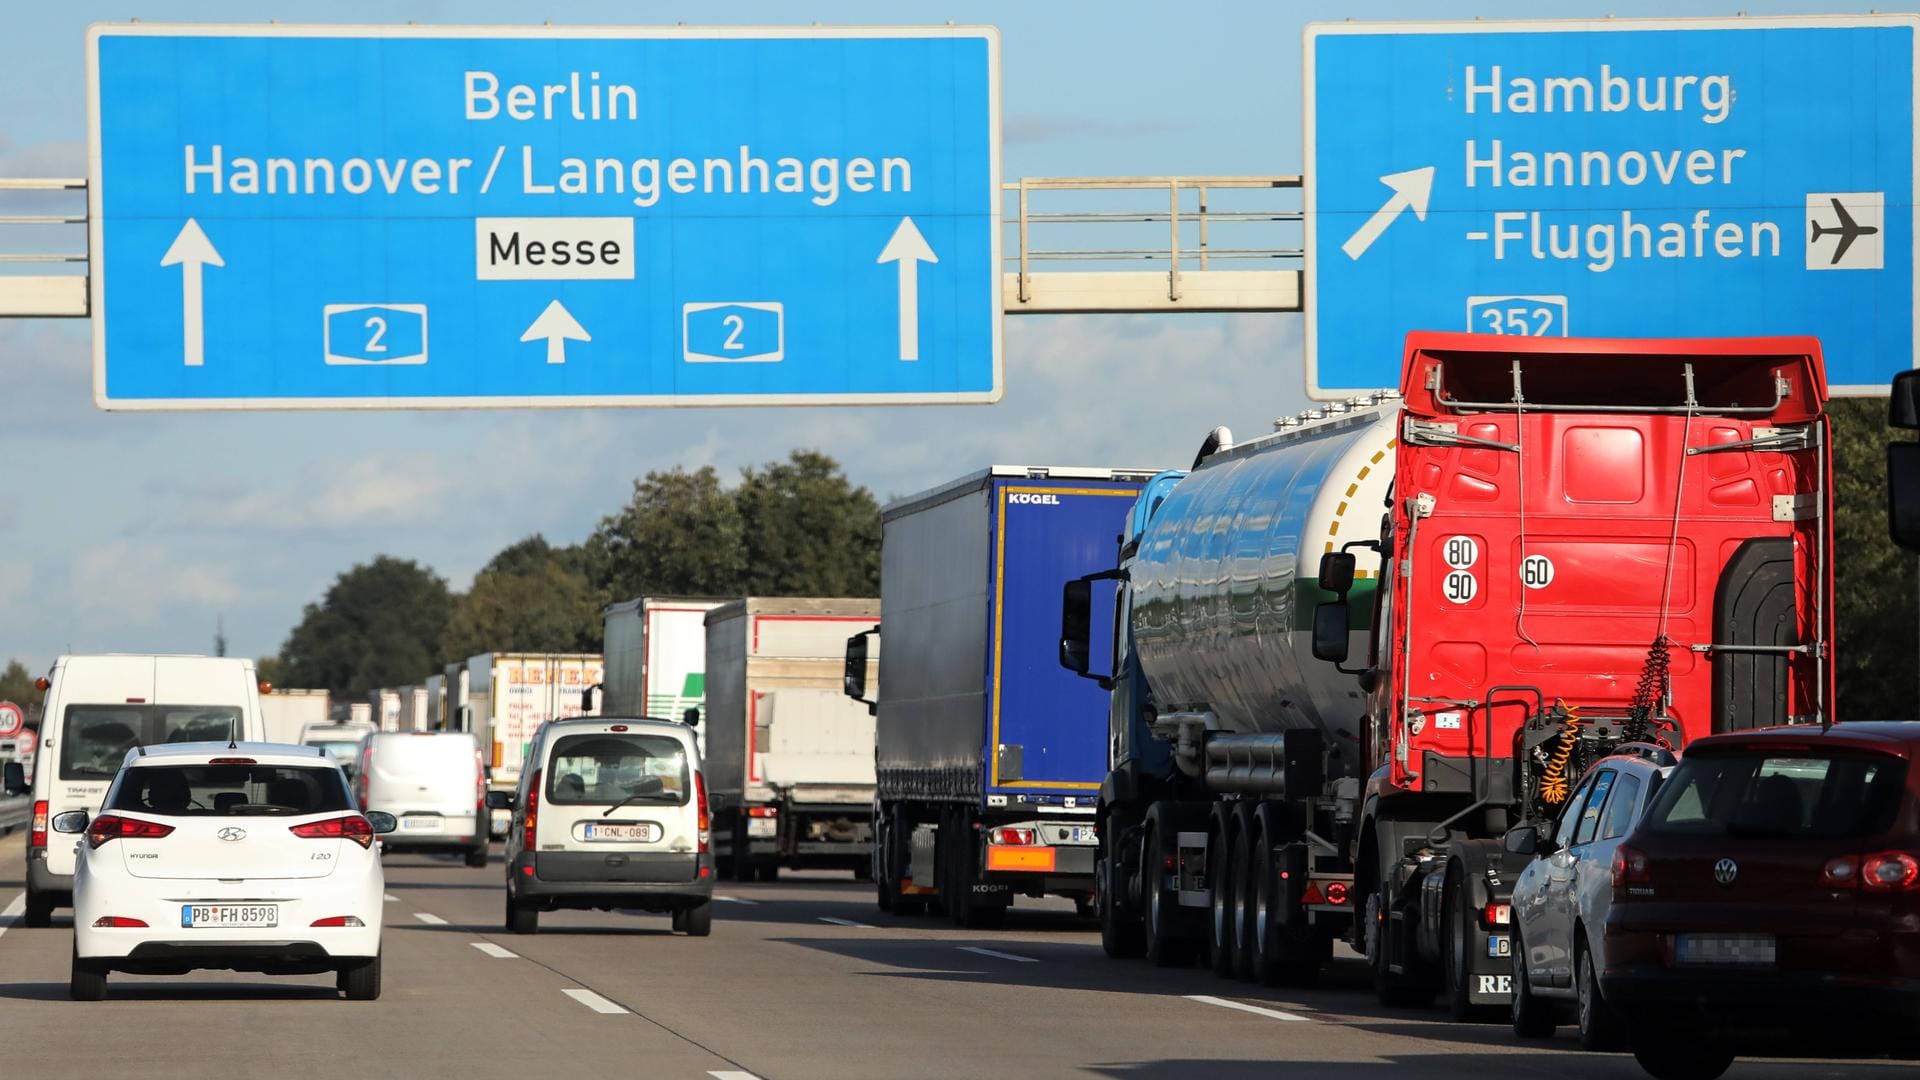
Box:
[62,742,396,1001]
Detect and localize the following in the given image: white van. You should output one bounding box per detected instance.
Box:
[355,731,488,868]
[489,717,713,935]
[5,655,265,927]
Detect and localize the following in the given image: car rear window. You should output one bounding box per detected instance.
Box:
[545,733,689,807]
[1641,752,1909,839]
[59,705,245,781]
[107,764,352,817]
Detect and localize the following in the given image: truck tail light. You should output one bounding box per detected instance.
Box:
[524,769,541,851]
[695,771,710,853]
[1483,902,1511,927]
[290,815,375,849]
[1862,852,1920,893]
[1324,881,1350,906]
[88,814,176,849]
[30,799,47,849]
[1610,844,1650,897]
[747,806,778,818]
[989,827,1036,846]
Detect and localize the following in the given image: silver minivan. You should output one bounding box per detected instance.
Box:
[488,716,713,935]
[356,731,489,867]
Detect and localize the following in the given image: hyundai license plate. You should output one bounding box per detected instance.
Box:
[182,904,278,928]
[1674,933,1776,966]
[583,822,659,842]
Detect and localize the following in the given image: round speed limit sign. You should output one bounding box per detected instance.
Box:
[0,701,22,739]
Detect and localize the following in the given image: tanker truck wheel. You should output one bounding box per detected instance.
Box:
[1097,819,1146,958]
[1207,805,1238,978]
[1251,811,1325,987]
[1142,809,1195,967]
[1228,816,1258,981]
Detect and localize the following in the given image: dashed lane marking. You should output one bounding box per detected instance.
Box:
[713,895,758,905]
[562,987,631,1015]
[471,942,518,959]
[709,1072,765,1080]
[1185,994,1310,1022]
[0,892,23,941]
[816,916,874,928]
[414,912,448,925]
[957,945,1039,963]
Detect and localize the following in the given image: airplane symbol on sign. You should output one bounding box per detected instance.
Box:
[1809,197,1880,266]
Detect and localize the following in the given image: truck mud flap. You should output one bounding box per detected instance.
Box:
[1713,537,1796,733]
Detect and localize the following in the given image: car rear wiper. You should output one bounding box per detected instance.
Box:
[602,790,673,816]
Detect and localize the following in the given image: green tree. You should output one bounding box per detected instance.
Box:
[586,466,747,599]
[278,557,453,697]
[444,535,604,660]
[254,655,288,690]
[0,658,47,716]
[1831,397,1918,722]
[735,450,881,596]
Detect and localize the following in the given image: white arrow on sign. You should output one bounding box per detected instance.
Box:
[520,299,590,364]
[160,218,224,366]
[877,216,938,361]
[1340,166,1436,261]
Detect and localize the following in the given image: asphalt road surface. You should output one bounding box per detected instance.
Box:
[0,841,1903,1080]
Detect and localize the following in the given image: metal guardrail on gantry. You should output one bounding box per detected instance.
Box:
[0,175,1305,319]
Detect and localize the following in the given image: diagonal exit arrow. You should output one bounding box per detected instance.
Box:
[521,299,590,364]
[160,218,223,366]
[1341,166,1436,261]
[877,216,937,361]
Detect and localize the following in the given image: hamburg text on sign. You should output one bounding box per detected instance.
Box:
[86,24,1001,410]
[1305,15,1917,396]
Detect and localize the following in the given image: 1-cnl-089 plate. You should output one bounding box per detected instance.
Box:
[583,822,659,842]
[182,904,278,928]
[1674,933,1776,966]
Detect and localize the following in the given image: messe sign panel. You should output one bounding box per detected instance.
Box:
[87,25,1001,409]
[1305,16,1915,396]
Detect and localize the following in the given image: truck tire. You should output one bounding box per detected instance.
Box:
[1207,805,1237,977]
[1442,860,1500,1022]
[882,805,926,916]
[1097,822,1146,959]
[756,862,780,883]
[1228,819,1257,981]
[1509,924,1558,1038]
[947,814,1008,930]
[1367,881,1435,1008]
[1251,812,1324,987]
[24,886,53,929]
[1141,812,1194,967]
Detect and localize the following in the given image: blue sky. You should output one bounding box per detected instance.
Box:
[0,0,1882,669]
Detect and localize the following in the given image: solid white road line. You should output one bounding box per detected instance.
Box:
[470,942,518,959]
[562,988,630,1015]
[957,945,1040,963]
[1185,994,1310,1022]
[414,912,448,925]
[816,916,874,929]
[0,892,23,941]
[709,1072,765,1080]
[713,895,758,905]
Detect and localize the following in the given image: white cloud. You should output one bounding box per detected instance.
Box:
[70,542,239,622]
[183,451,451,532]
[0,559,27,611]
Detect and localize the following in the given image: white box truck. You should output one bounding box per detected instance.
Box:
[259,688,329,745]
[371,688,402,732]
[463,653,603,836]
[705,598,878,881]
[602,597,723,756]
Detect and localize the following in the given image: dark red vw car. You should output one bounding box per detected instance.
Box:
[1600,722,1920,1079]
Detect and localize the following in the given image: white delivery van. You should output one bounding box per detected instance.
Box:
[355,731,488,867]
[10,655,266,926]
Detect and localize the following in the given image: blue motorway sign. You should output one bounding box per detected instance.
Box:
[86,25,1001,409]
[1305,16,1916,396]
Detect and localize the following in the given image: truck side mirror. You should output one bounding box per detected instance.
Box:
[485,790,515,811]
[1318,551,1357,596]
[1059,578,1093,676]
[1,761,24,796]
[682,706,700,728]
[1894,444,1920,551]
[844,628,878,715]
[1892,370,1920,430]
[581,685,599,713]
[1311,602,1350,663]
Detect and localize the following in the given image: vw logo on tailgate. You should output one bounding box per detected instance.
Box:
[1713,858,1739,886]
[217,827,247,843]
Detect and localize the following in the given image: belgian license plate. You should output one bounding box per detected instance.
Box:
[584,822,659,842]
[401,816,441,831]
[182,904,278,928]
[1675,933,1776,966]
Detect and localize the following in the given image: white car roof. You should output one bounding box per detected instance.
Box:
[547,716,693,738]
[122,741,335,769]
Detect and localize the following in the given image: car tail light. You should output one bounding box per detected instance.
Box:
[311,916,366,927]
[989,827,1036,846]
[91,916,148,928]
[290,815,376,850]
[695,770,710,854]
[609,724,628,732]
[30,799,47,849]
[1821,855,1862,888]
[1862,852,1920,893]
[475,748,486,811]
[524,769,541,852]
[748,806,778,818]
[1611,844,1650,895]
[88,814,176,849]
[1484,902,1511,927]
[207,757,256,765]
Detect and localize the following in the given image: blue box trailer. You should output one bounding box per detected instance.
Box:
[859,465,1157,925]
